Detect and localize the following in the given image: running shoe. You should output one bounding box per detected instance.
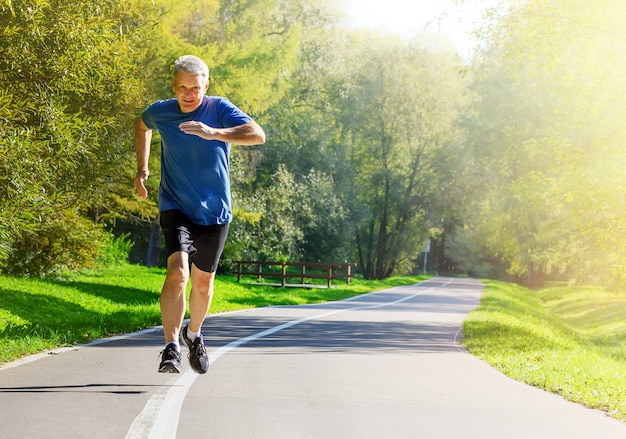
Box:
[181,324,209,374]
[158,343,181,373]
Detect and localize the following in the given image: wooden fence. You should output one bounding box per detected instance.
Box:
[233,260,357,287]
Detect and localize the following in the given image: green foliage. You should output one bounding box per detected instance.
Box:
[296,170,351,262]
[448,0,626,287]
[0,0,161,275]
[227,162,352,266]
[144,0,309,113]
[230,165,306,262]
[248,24,358,264]
[337,33,467,279]
[97,233,134,267]
[256,165,305,260]
[229,19,468,278]
[5,0,623,288]
[2,210,108,277]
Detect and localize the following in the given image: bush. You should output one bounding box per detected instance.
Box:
[97,233,134,267]
[1,211,108,277]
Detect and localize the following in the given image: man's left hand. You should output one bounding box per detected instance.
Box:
[179,121,217,140]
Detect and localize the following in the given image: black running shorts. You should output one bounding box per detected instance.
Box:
[159,209,230,273]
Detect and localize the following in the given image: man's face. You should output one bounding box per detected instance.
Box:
[171,71,209,113]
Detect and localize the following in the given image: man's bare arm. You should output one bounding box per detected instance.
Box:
[178,120,266,145]
[134,116,153,199]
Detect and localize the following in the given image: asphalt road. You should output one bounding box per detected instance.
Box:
[1,277,625,438]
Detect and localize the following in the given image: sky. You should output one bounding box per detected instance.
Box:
[339,0,501,58]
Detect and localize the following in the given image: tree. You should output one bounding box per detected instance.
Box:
[450,0,626,287]
[0,0,160,274]
[220,0,350,265]
[337,33,467,279]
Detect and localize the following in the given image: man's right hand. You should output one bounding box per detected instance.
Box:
[134,169,149,199]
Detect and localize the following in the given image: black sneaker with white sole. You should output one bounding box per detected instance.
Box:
[181,324,209,374]
[158,343,182,373]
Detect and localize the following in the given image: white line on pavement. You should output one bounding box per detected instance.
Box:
[125,279,451,439]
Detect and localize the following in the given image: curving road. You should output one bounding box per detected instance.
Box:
[1,277,624,438]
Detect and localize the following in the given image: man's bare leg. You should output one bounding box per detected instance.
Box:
[160,251,189,344]
[188,264,215,334]
[181,264,213,374]
[157,251,189,372]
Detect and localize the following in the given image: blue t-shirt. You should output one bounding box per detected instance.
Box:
[141,96,252,225]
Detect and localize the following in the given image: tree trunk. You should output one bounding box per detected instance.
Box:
[146,220,161,267]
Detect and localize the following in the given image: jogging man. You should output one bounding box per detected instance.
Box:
[134,55,265,373]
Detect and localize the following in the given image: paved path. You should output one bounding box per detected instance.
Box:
[1,277,625,438]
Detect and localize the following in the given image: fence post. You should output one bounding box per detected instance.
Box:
[346,264,352,285]
[257,263,262,283]
[281,262,287,287]
[327,266,333,288]
[300,265,306,285]
[237,261,242,282]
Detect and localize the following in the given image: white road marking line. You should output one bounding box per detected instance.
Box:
[125,279,452,439]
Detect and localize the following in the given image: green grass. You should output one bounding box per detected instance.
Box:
[0,264,425,365]
[463,280,626,422]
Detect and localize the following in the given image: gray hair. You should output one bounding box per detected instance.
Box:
[172,55,209,80]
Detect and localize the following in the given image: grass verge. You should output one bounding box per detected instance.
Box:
[0,264,425,365]
[463,280,626,422]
